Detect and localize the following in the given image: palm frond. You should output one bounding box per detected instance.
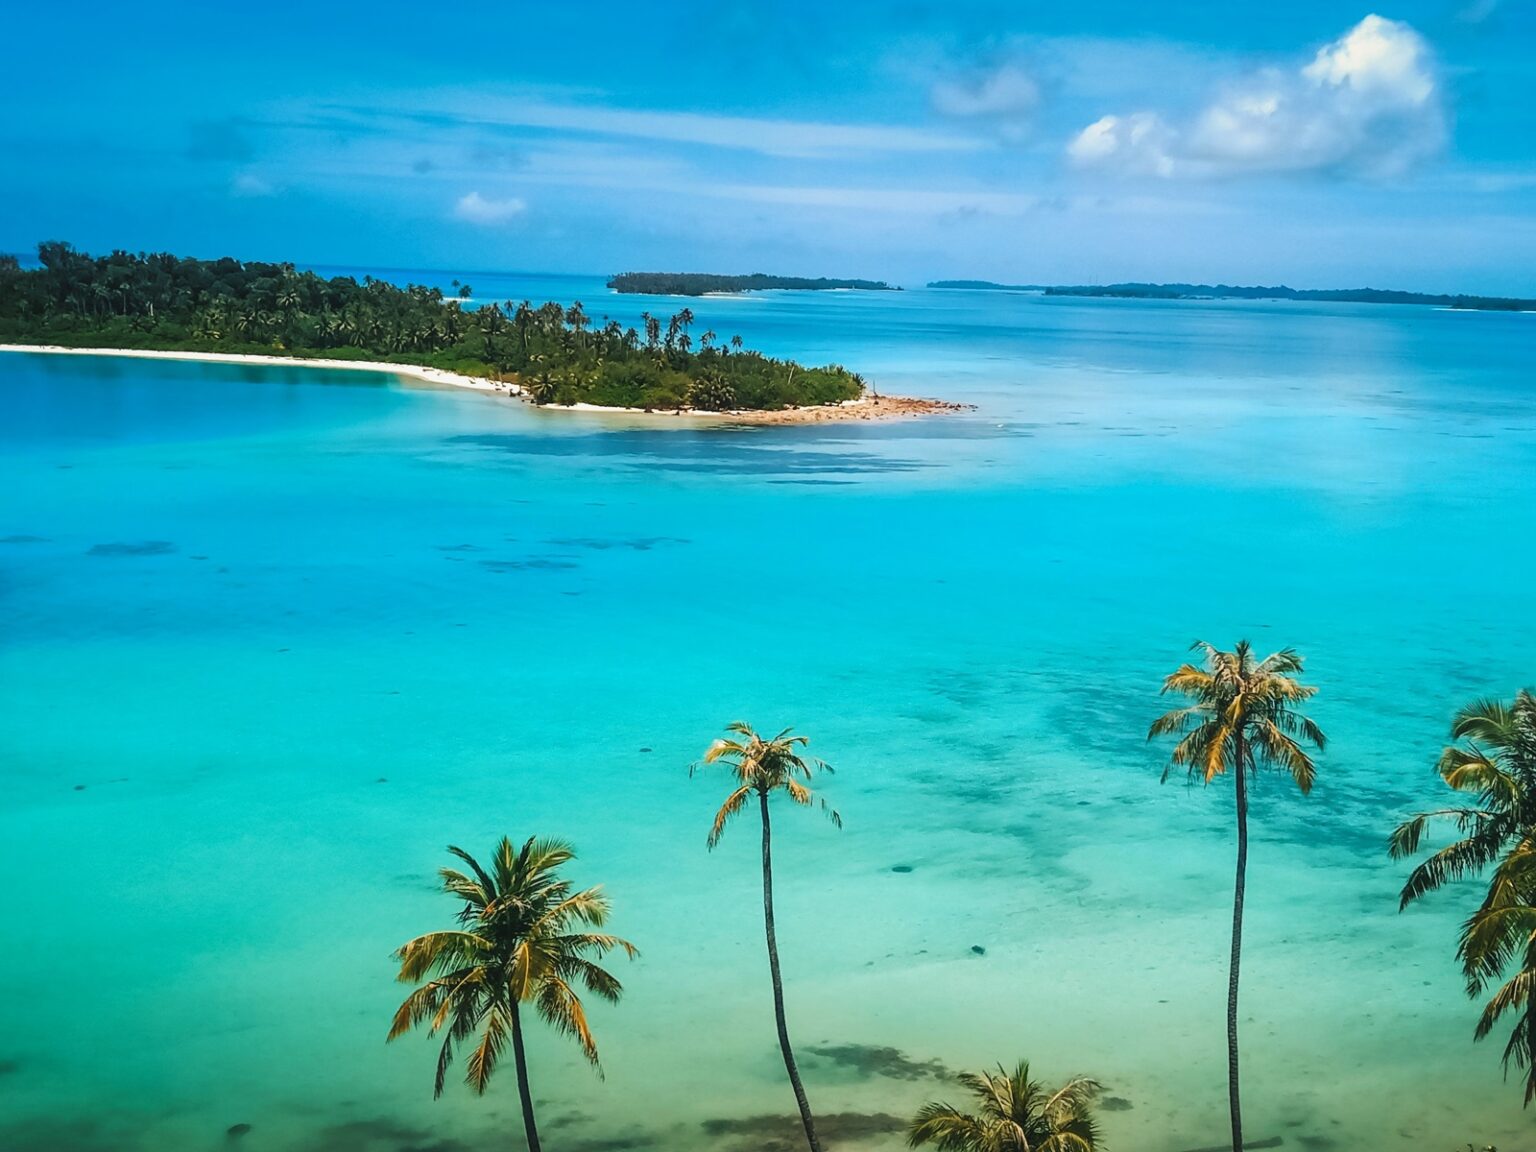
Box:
[390,836,634,1099]
[708,784,752,849]
[464,1008,508,1095]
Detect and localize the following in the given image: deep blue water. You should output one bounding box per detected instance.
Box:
[2,281,1534,1152]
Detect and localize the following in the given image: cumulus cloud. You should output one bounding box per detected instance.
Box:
[1068,14,1445,179]
[931,62,1041,141]
[454,191,526,224]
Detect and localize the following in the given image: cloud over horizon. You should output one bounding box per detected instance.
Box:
[453,191,527,225]
[1068,14,1445,179]
[930,61,1042,142]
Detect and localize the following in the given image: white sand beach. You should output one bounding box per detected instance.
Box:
[0,345,966,423]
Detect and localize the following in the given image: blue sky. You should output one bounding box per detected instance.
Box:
[4,1,1534,291]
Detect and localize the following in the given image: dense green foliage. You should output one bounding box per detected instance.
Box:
[929,277,1535,309]
[927,279,1043,290]
[908,1062,1102,1152]
[389,837,635,1152]
[1041,282,1536,310]
[608,271,896,295]
[0,244,867,410]
[1391,691,1536,1104]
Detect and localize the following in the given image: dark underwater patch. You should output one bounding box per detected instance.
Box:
[702,1111,905,1151]
[479,558,580,572]
[299,1117,477,1152]
[88,540,177,557]
[564,1138,658,1152]
[448,429,929,477]
[0,1118,115,1152]
[545,536,689,551]
[805,1043,947,1081]
[0,534,48,544]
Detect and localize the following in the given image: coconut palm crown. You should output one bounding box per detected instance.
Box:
[694,722,840,1152]
[1148,641,1325,790]
[908,1061,1103,1152]
[699,721,842,848]
[1391,690,1536,1103]
[387,837,636,1152]
[1149,640,1325,1152]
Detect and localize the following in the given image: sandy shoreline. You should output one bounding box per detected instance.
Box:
[0,344,968,424]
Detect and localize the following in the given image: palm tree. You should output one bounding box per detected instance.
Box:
[694,723,840,1152]
[1149,641,1325,1152]
[1391,690,1536,1102]
[388,837,637,1152]
[908,1061,1102,1151]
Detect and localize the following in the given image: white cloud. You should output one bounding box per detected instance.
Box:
[1301,14,1434,102]
[373,96,987,160]
[1068,113,1176,176]
[709,182,1040,216]
[453,191,526,224]
[1068,14,1445,180]
[931,63,1041,141]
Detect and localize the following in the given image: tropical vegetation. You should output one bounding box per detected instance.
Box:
[367,677,1536,1147]
[907,1061,1102,1152]
[387,837,636,1152]
[0,243,867,410]
[938,279,1536,310]
[608,271,896,295]
[1149,641,1326,1152]
[1391,690,1536,1102]
[694,722,842,1152]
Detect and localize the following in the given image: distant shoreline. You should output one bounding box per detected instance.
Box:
[0,345,966,425]
[608,272,898,296]
[927,280,1536,311]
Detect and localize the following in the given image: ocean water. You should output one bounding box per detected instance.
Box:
[3,281,1535,1152]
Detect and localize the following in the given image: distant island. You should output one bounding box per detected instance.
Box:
[927,279,1043,291]
[929,279,1534,312]
[0,244,876,414]
[608,272,897,296]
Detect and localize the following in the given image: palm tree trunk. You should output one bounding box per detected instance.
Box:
[1228,737,1248,1152]
[759,789,823,1152]
[508,999,543,1152]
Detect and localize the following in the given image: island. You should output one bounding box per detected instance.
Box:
[607,272,897,296]
[927,279,1043,291]
[931,278,1534,311]
[0,244,960,422]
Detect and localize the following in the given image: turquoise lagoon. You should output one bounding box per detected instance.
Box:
[2,281,1535,1151]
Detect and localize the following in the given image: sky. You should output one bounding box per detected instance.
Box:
[4,1,1534,292]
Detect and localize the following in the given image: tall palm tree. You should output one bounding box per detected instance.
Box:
[388,837,637,1152]
[1149,641,1325,1152]
[908,1061,1102,1152]
[1391,690,1536,1102]
[694,723,841,1152]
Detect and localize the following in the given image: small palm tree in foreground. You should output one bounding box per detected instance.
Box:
[1391,690,1536,1102]
[388,837,636,1152]
[1149,641,1325,1152]
[908,1061,1102,1151]
[695,722,841,1152]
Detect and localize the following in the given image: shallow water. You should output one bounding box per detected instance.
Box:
[3,283,1535,1152]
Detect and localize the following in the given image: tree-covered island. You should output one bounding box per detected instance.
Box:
[928,278,1536,311]
[0,244,870,411]
[608,272,897,295]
